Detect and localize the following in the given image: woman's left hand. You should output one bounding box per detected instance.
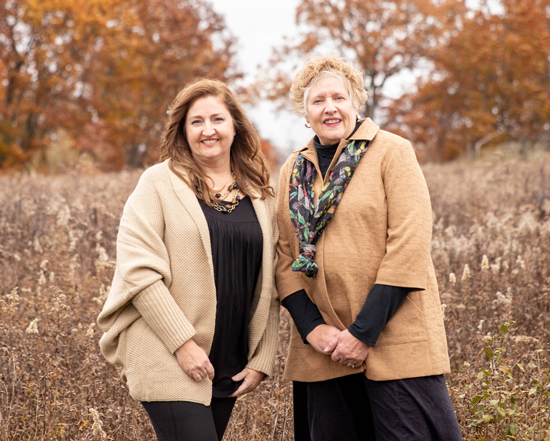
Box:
[329,330,370,368]
[229,368,265,397]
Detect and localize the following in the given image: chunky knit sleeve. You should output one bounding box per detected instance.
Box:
[98,169,197,359]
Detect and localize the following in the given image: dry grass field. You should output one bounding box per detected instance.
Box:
[1,154,549,440]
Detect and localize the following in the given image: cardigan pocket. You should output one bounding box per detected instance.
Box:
[374,290,428,347]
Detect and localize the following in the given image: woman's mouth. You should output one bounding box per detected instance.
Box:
[201,139,218,145]
[323,119,341,126]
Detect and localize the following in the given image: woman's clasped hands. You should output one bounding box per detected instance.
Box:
[306,325,370,369]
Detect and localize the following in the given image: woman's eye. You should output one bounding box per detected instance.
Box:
[214,117,224,122]
[190,120,201,125]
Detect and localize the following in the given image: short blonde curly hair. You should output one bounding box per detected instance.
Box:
[289,54,368,117]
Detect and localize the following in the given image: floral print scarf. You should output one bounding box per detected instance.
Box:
[289,139,370,277]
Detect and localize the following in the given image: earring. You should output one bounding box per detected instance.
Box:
[305,123,311,128]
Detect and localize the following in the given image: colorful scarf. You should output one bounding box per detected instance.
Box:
[289,139,370,277]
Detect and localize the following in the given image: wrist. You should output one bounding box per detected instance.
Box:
[306,323,323,342]
[176,338,196,353]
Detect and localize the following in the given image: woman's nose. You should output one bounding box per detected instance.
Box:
[202,123,215,136]
[324,99,337,113]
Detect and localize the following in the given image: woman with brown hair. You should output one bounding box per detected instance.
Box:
[98,78,279,441]
[276,55,462,440]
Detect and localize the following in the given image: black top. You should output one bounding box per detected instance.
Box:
[282,123,409,347]
[314,138,340,177]
[198,196,263,398]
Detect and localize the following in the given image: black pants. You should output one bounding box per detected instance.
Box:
[141,397,237,441]
[294,374,462,441]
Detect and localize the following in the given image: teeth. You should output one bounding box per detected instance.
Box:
[202,139,217,145]
[325,119,340,124]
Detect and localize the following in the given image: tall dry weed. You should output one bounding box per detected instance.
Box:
[1,156,549,440]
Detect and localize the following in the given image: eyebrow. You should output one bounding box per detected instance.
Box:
[310,90,348,100]
[187,112,226,120]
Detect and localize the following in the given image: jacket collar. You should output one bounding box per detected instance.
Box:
[295,118,380,181]
[348,117,380,141]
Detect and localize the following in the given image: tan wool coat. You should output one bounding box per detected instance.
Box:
[276,118,450,383]
[98,160,279,405]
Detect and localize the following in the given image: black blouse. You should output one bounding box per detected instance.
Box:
[197,196,263,398]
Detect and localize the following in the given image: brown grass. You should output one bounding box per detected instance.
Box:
[1,156,549,440]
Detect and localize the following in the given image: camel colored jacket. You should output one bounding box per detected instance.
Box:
[276,119,450,382]
[98,160,279,405]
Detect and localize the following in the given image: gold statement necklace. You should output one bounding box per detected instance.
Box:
[197,172,241,214]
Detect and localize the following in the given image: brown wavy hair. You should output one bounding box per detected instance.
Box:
[159,78,274,203]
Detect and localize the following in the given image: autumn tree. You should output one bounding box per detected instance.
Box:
[386,0,550,161]
[0,0,239,171]
[0,0,138,170]
[84,0,239,169]
[257,0,465,119]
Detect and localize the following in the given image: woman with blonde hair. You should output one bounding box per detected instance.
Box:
[98,78,279,441]
[276,55,462,440]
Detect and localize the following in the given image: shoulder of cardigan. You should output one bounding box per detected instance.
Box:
[292,117,380,155]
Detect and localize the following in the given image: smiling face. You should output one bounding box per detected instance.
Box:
[305,75,357,145]
[185,95,236,168]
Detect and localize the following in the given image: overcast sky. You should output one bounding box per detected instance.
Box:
[208,0,312,155]
[210,0,299,76]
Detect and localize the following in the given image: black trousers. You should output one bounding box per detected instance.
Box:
[141,397,237,441]
[294,374,462,441]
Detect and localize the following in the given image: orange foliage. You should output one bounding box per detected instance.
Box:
[259,137,280,169]
[386,0,550,161]
[0,0,239,172]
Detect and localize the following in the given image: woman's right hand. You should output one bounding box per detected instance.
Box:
[175,339,215,382]
[306,324,341,354]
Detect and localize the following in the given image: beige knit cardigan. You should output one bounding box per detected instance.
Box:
[276,118,450,382]
[98,160,279,405]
